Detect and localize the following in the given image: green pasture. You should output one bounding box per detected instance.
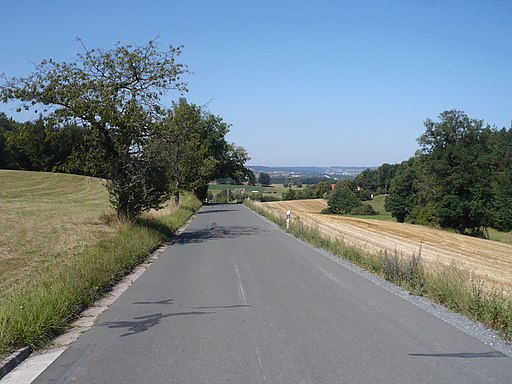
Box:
[0,170,201,357]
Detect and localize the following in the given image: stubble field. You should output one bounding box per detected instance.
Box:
[262,199,512,296]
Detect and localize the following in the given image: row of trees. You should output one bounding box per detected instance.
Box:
[353,163,399,195]
[0,40,252,219]
[282,181,332,200]
[383,110,512,236]
[0,113,87,173]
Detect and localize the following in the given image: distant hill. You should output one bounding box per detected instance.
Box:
[247,165,374,179]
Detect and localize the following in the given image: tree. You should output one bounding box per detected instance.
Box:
[488,128,512,231]
[315,181,333,198]
[327,180,361,214]
[417,110,494,235]
[1,39,188,219]
[354,168,379,192]
[150,98,252,204]
[385,160,419,223]
[151,99,206,205]
[258,172,271,186]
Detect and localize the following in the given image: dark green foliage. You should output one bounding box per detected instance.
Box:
[354,188,372,201]
[150,98,252,205]
[0,113,16,168]
[258,172,271,186]
[0,113,88,173]
[385,110,512,236]
[350,203,377,216]
[281,181,333,201]
[385,160,419,223]
[327,180,361,214]
[354,164,399,194]
[417,110,495,234]
[488,129,512,231]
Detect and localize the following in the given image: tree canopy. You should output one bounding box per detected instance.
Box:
[150,98,252,205]
[258,172,271,186]
[385,110,512,236]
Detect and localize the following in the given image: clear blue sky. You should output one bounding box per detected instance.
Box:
[1,0,511,166]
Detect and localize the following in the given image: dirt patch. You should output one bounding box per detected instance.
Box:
[262,199,512,296]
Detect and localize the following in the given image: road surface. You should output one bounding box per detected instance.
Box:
[32,204,511,383]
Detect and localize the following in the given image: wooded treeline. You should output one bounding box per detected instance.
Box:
[0,113,87,173]
[354,110,512,236]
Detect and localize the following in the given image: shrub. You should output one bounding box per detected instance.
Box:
[350,204,377,216]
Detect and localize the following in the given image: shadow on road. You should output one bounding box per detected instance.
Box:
[197,209,239,215]
[409,351,506,359]
[99,311,213,337]
[175,225,263,244]
[133,298,174,305]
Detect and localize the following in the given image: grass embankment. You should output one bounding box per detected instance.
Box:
[246,200,512,341]
[0,170,201,358]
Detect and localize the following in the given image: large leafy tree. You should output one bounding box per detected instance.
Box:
[0,40,188,219]
[0,112,16,168]
[417,110,494,235]
[258,172,271,186]
[489,128,512,232]
[328,180,361,214]
[385,160,417,223]
[150,98,252,204]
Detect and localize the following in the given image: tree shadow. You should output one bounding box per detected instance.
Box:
[131,299,250,310]
[409,351,506,359]
[191,304,251,309]
[99,311,213,337]
[133,298,174,305]
[175,225,264,244]
[197,209,239,215]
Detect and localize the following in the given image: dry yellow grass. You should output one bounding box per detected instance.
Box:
[0,170,115,296]
[262,199,512,296]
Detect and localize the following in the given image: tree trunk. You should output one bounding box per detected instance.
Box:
[174,179,180,206]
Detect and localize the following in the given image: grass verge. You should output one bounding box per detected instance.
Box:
[246,200,512,341]
[0,189,201,358]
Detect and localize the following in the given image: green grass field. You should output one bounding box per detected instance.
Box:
[0,170,114,296]
[0,170,201,357]
[350,194,395,221]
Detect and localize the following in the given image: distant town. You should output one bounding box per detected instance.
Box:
[247,165,374,180]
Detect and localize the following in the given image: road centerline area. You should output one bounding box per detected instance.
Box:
[17,204,511,383]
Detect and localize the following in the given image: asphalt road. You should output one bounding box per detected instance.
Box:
[34,204,511,383]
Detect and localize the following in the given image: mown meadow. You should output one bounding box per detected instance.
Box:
[0,170,201,358]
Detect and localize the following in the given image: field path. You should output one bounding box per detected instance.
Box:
[262,199,512,295]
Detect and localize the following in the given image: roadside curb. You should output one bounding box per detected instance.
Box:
[0,348,31,380]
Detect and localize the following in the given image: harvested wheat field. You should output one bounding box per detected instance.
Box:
[261,199,512,296]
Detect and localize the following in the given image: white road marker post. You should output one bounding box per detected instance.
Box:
[286,210,291,231]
